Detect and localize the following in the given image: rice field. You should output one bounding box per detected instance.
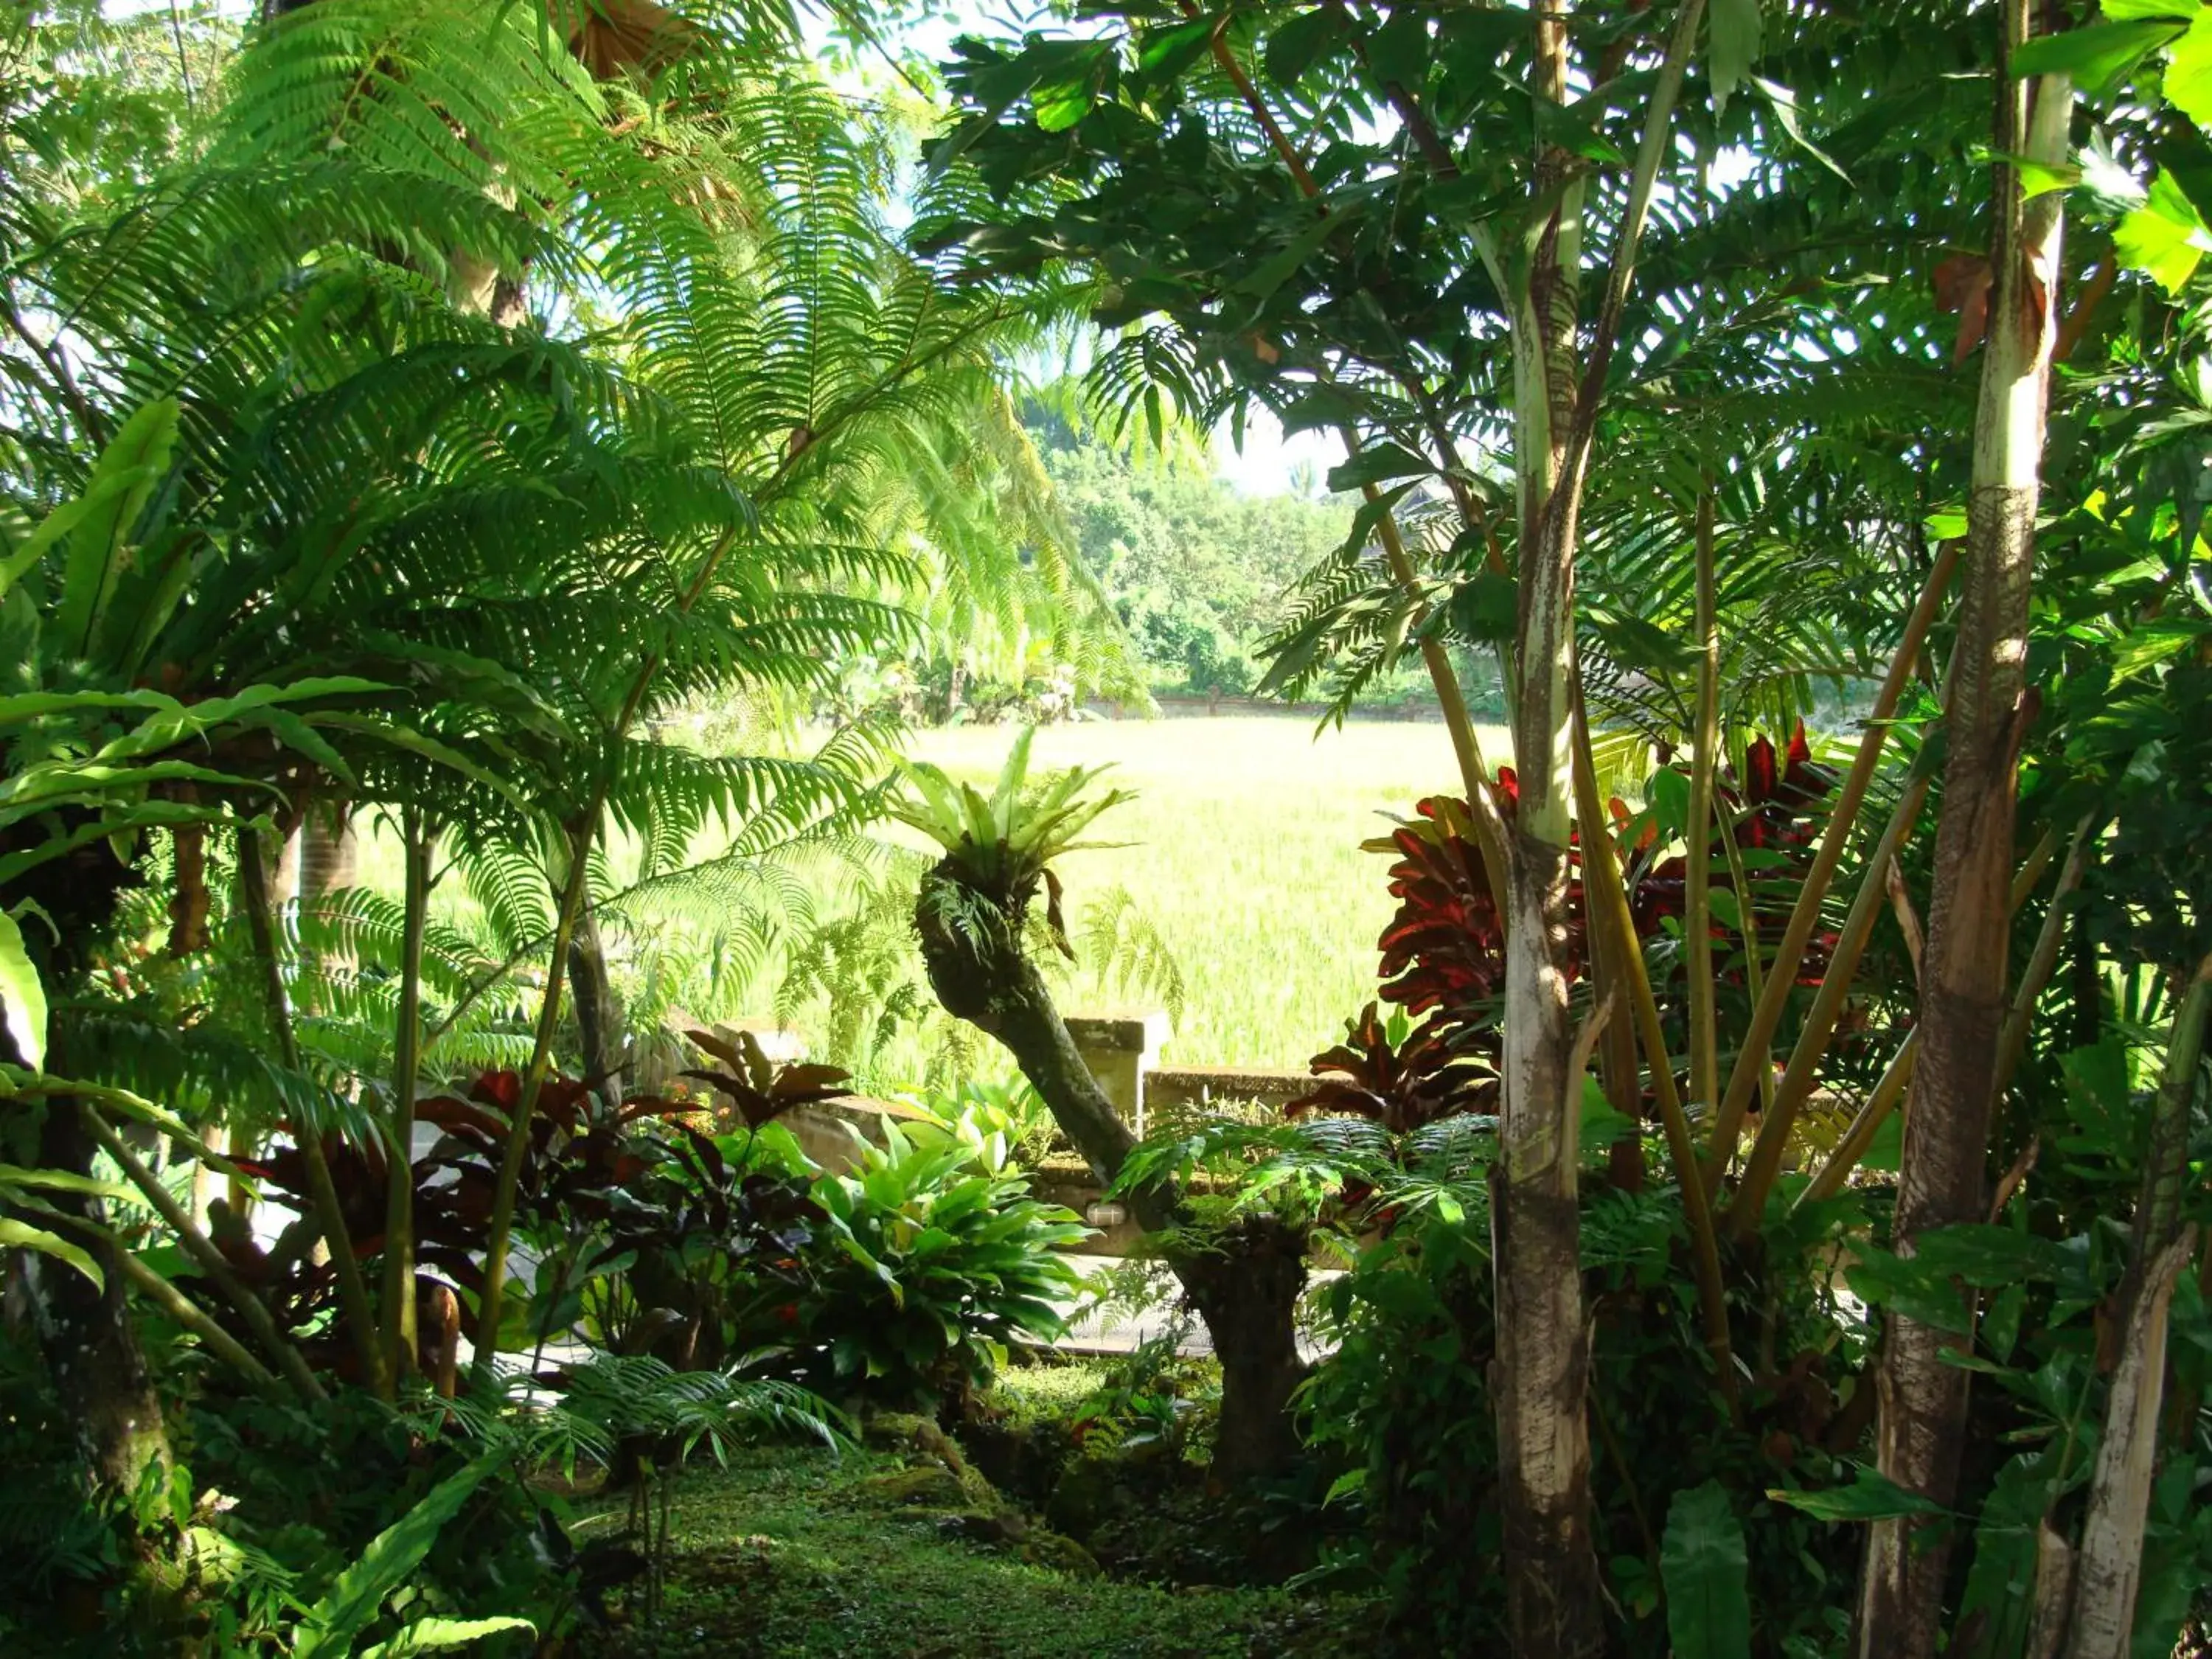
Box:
[889,714,1509,1071]
[356,714,1509,1086]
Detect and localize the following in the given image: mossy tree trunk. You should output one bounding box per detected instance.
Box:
[913,863,1307,1481]
[1,832,170,1492]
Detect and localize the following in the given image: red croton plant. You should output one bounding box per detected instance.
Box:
[1290,727,1839,1136]
[199,1036,852,1388]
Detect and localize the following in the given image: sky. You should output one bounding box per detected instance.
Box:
[821,1,1339,498]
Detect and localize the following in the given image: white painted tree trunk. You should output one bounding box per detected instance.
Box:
[2059,1229,2195,1659]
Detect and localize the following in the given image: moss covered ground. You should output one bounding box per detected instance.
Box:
[580,1438,1368,1658]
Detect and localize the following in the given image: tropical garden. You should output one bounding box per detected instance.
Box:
[1,0,2208,1655]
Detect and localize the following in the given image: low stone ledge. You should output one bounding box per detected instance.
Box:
[1145,1065,1311,1110]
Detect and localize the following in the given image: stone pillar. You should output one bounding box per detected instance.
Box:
[1062,1011,1171,1137]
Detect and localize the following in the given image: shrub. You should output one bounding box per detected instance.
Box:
[799,1119,1092,1408]
[1295,1149,1876,1655]
[0,1338,558,1658]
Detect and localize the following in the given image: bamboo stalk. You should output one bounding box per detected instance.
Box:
[1572,691,1736,1411]
[2062,1226,2197,1659]
[1991,817,2094,1099]
[1798,822,2081,1207]
[1590,776,1649,1186]
[84,1107,327,1404]
[2011,822,2062,911]
[1795,1028,1921,1209]
[112,1234,284,1397]
[1686,487,1722,1113]
[380,808,432,1387]
[1713,796,1776,1116]
[1704,543,1961,1189]
[1885,857,1926,980]
[2129,955,2212,1279]
[1725,773,1932,1235]
[238,827,389,1398]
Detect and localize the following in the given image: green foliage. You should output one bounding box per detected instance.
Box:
[1659,1481,1750,1659]
[289,1452,523,1659]
[1027,413,1366,701]
[804,1117,1091,1405]
[0,1353,560,1658]
[899,725,1140,980]
[1290,1141,1874,1652]
[1067,1324,1213,1461]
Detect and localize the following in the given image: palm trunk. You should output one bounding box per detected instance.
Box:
[295,793,358,1013]
[1489,3,1706,1644]
[568,906,627,1102]
[2057,954,2203,1649]
[2060,1228,2195,1659]
[239,829,390,1397]
[1686,487,1722,1113]
[1859,20,2073,1652]
[380,810,432,1386]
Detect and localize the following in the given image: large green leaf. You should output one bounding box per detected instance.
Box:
[1770,1463,1950,1523]
[0,1163,139,1205]
[1660,1481,1750,1659]
[0,911,47,1071]
[1953,1446,2079,1655]
[2010,19,2181,93]
[2163,13,2212,125]
[292,1452,512,1659]
[1845,1245,1975,1333]
[2104,0,2201,18]
[2115,170,2212,293]
[1708,0,1763,117]
[357,1617,535,1659]
[0,1218,102,1289]
[55,400,181,662]
[1326,443,1433,491]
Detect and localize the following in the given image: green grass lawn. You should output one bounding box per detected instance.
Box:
[581,1443,1368,1659]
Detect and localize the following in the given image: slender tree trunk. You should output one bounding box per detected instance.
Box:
[1860,21,2073,1652]
[239,829,389,1397]
[568,907,627,1102]
[1487,0,1609,1638]
[380,811,433,1386]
